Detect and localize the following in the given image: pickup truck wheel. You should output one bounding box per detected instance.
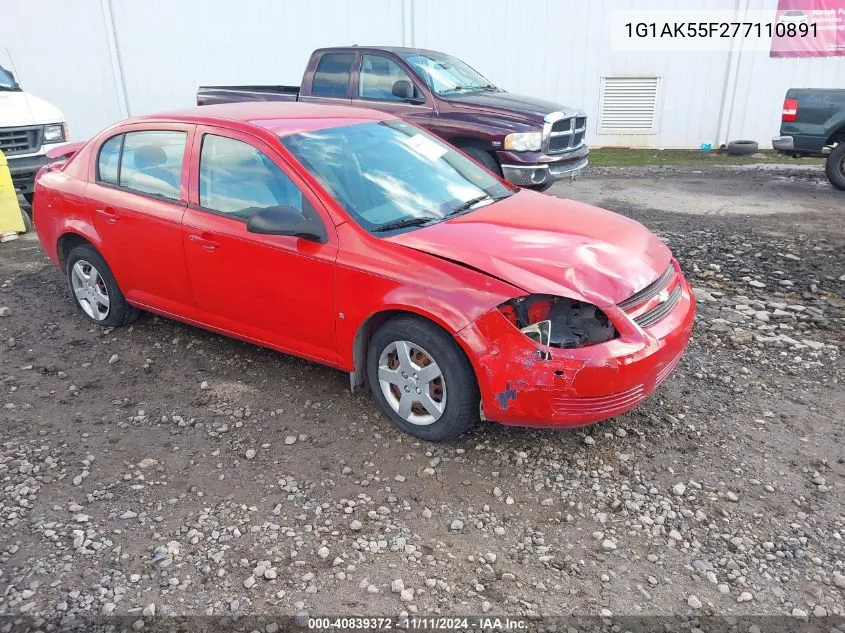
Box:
[824,144,845,191]
[367,316,479,442]
[461,146,502,176]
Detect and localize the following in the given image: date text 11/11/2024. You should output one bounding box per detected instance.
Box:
[624,21,817,38]
[307,616,528,630]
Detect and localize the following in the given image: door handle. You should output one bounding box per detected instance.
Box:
[95,208,119,224]
[188,233,221,251]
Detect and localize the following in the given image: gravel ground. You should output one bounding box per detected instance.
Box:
[1,166,843,627]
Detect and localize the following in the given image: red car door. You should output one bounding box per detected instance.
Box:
[182,125,338,364]
[88,123,195,315]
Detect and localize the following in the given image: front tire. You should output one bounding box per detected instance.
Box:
[825,144,845,191]
[367,316,479,442]
[66,245,139,327]
[461,145,502,176]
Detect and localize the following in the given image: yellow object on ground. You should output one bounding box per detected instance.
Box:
[0,149,26,235]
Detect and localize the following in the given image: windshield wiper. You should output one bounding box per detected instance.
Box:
[372,216,437,233]
[447,192,513,218]
[447,195,490,216]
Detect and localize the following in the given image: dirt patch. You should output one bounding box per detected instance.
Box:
[1,168,843,623]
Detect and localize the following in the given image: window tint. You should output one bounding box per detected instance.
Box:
[119,131,186,200]
[311,53,354,97]
[199,134,304,219]
[97,134,123,185]
[359,55,418,102]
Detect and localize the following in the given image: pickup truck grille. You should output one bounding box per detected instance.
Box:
[543,113,587,154]
[0,126,41,156]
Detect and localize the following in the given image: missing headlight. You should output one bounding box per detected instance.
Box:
[498,295,617,349]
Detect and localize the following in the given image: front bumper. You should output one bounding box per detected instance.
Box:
[457,262,696,428]
[498,145,590,187]
[7,153,49,195]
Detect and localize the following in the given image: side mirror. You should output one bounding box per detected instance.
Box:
[246,205,326,242]
[392,80,423,104]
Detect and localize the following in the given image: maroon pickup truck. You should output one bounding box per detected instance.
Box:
[197,46,588,191]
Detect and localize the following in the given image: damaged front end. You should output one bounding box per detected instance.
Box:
[497,294,617,354]
[457,270,695,428]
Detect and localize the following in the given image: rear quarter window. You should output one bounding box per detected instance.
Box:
[311,53,354,97]
[97,135,123,185]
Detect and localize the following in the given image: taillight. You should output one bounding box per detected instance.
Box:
[782,98,798,122]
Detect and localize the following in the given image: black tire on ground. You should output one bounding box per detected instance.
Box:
[20,210,33,234]
[366,315,479,442]
[726,140,759,156]
[525,182,554,193]
[65,244,139,328]
[824,143,845,191]
[23,192,34,206]
[460,145,502,176]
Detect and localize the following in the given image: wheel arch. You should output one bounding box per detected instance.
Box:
[348,307,477,393]
[450,135,496,152]
[57,232,98,272]
[826,124,845,145]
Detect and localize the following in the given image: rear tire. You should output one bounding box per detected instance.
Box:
[20,210,33,234]
[66,244,139,327]
[367,316,479,442]
[460,145,502,176]
[824,144,845,191]
[23,192,34,206]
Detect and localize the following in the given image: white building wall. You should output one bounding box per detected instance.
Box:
[1,0,843,148]
[0,0,125,140]
[109,0,406,118]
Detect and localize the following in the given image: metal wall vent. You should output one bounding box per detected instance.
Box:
[598,77,661,134]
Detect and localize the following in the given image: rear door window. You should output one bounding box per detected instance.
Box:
[119,131,187,200]
[311,53,354,97]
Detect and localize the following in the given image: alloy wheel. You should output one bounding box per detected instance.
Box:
[70,260,110,321]
[377,340,446,425]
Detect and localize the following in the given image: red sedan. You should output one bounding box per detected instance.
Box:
[33,103,695,442]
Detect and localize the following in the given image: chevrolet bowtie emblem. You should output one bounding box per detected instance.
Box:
[657,289,670,303]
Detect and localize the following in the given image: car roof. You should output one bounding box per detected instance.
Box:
[317,45,446,57]
[131,102,393,136]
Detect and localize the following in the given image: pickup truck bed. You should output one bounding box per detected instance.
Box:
[197,85,299,106]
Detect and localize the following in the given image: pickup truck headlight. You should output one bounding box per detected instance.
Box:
[498,294,617,349]
[503,132,542,152]
[43,123,66,143]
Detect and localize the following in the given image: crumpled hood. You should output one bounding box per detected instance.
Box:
[388,190,672,307]
[0,91,64,128]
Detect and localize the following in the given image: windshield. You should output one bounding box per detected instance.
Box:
[400,52,493,95]
[281,120,512,234]
[0,65,19,91]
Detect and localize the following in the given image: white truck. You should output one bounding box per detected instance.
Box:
[0,63,68,206]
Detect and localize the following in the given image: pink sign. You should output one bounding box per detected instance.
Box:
[770,0,845,56]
